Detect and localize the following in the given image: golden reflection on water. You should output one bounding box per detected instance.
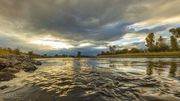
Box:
[1,58,180,101]
[26,58,96,97]
[25,58,179,96]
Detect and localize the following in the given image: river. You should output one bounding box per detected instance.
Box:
[0,58,180,101]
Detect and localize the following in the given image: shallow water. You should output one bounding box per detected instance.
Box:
[0,58,180,101]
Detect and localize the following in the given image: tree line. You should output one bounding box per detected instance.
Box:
[98,27,180,55]
[44,51,94,58]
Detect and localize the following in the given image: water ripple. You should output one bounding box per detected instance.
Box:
[1,58,180,101]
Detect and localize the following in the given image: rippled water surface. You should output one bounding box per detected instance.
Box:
[0,58,180,101]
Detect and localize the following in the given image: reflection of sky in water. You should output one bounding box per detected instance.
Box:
[1,58,180,101]
[33,58,180,82]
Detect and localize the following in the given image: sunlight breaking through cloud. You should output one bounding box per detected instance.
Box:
[127,15,180,32]
[30,35,74,50]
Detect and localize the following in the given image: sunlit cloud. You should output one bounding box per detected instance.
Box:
[30,35,74,50]
[93,46,107,50]
[128,15,180,31]
[108,33,146,48]
[122,33,146,39]
[78,43,94,47]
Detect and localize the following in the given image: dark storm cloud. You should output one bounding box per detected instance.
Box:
[25,0,136,41]
[1,0,179,41]
[0,0,180,54]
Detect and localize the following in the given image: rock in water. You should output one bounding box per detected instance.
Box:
[0,56,41,82]
[0,72,15,81]
[0,62,7,70]
[0,85,9,90]
[23,64,37,72]
[33,61,42,66]
[1,68,20,73]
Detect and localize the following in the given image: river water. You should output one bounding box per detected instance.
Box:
[0,58,180,101]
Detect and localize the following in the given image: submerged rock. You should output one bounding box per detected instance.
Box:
[0,72,15,81]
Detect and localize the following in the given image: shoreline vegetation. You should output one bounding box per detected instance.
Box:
[97,51,180,58]
[98,27,180,58]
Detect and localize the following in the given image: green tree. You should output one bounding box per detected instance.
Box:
[121,48,128,53]
[145,33,155,52]
[54,54,59,57]
[77,51,81,57]
[157,36,169,51]
[28,51,33,58]
[170,36,179,51]
[169,27,180,38]
[129,48,140,53]
[158,36,163,46]
[43,54,47,57]
[106,51,110,55]
[14,48,20,55]
[109,45,117,54]
[101,51,105,55]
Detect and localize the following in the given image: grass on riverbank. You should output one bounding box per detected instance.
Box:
[0,49,27,57]
[0,50,12,55]
[97,51,180,58]
[0,50,14,63]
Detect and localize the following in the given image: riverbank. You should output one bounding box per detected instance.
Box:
[97,51,180,58]
[0,55,41,82]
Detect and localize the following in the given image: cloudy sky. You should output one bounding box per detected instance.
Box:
[0,0,180,55]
